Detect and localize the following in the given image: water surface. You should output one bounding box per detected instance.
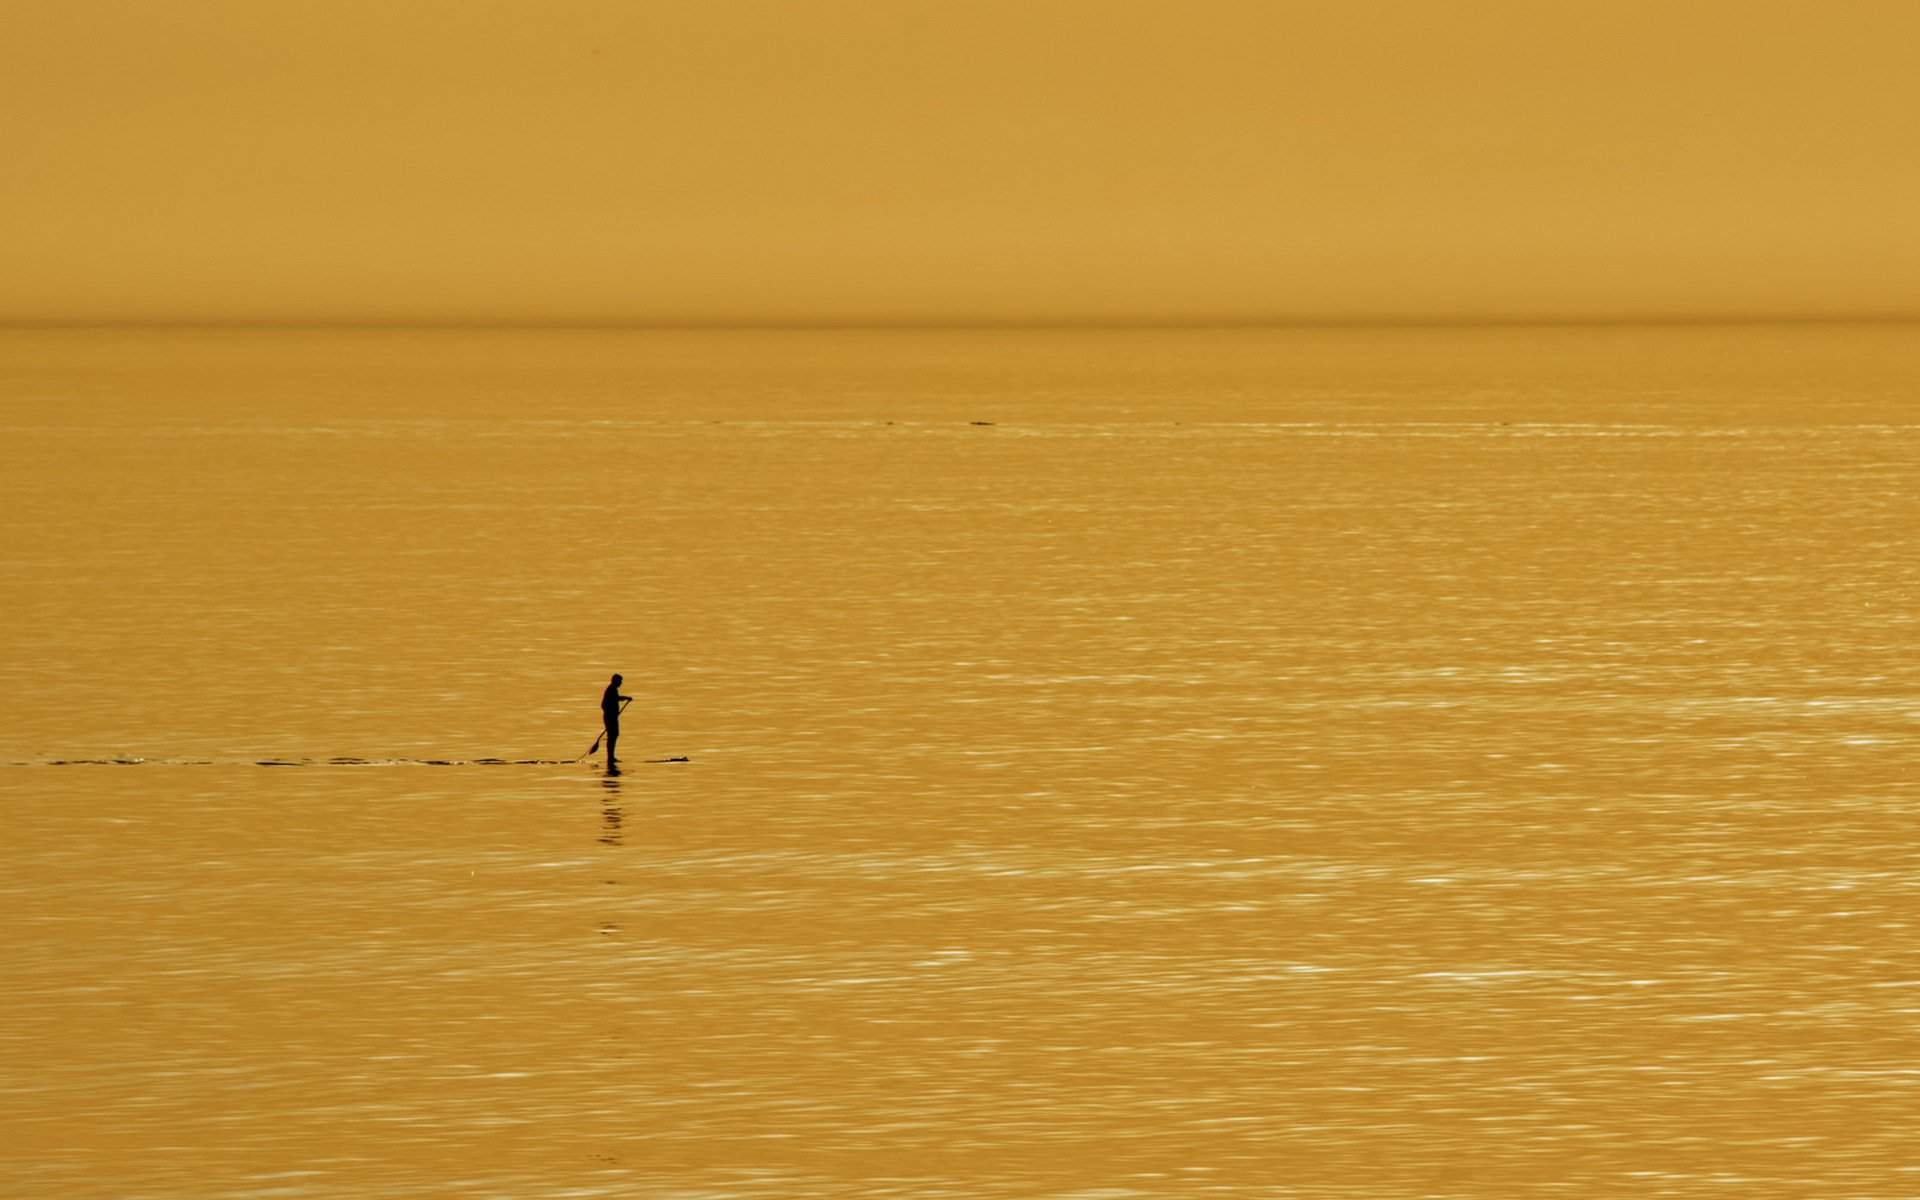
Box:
[3,326,1918,1197]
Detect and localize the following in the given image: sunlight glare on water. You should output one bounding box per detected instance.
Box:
[2,326,1918,1198]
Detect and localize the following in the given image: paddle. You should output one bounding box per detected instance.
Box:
[580,696,631,760]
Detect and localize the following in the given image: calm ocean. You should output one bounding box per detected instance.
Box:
[3,325,1917,1197]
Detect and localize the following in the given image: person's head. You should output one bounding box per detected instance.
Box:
[610,673,623,685]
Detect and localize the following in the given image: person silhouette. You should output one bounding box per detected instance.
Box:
[601,674,632,766]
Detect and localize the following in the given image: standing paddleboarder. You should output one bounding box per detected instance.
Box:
[601,673,632,767]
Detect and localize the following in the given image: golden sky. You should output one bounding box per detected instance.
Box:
[3,0,1917,325]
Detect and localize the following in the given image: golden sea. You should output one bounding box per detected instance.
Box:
[3,325,1918,1198]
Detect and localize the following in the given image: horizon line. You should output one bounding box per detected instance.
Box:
[3,312,1920,337]
[3,313,1918,334]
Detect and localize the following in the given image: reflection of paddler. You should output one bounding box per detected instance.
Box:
[601,673,632,766]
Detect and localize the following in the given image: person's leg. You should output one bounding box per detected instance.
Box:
[606,722,619,764]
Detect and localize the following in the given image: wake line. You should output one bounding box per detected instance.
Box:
[5,756,691,768]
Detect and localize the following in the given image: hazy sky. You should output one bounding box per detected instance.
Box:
[4,0,1917,325]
